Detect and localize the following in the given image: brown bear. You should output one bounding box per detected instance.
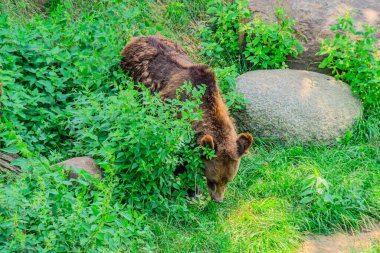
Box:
[120,35,253,202]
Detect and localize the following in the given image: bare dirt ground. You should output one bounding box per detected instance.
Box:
[299,224,380,253]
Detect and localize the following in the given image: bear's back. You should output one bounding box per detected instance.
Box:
[121,35,195,94]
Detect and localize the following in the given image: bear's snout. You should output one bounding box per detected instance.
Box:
[212,196,224,203]
[207,179,226,203]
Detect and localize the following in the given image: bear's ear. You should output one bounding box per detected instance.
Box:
[200,135,215,150]
[237,133,253,156]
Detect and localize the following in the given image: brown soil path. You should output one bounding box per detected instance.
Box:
[299,224,380,253]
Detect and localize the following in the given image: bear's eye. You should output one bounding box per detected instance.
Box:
[207,179,217,191]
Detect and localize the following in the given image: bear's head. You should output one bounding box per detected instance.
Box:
[200,133,252,202]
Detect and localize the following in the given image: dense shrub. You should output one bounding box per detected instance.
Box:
[197,0,302,110]
[0,119,31,157]
[0,2,142,157]
[241,8,303,69]
[67,83,209,213]
[317,14,380,110]
[0,121,154,252]
[198,0,303,71]
[0,0,211,216]
[0,1,214,248]
[0,166,154,252]
[197,0,250,67]
[214,66,247,111]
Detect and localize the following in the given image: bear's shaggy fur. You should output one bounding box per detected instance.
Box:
[121,35,252,202]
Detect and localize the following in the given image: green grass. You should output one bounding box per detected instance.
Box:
[150,198,301,252]
[149,114,379,252]
[365,240,380,253]
[0,0,44,23]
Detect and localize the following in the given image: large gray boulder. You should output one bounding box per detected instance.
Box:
[248,0,380,72]
[235,70,363,144]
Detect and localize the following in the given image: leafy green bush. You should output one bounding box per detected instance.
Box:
[198,0,303,71]
[0,121,154,252]
[0,118,32,157]
[1,0,211,215]
[67,83,209,213]
[0,1,211,247]
[197,0,250,66]
[214,66,247,111]
[0,2,141,157]
[242,8,303,69]
[317,14,380,110]
[1,0,211,216]
[197,0,302,111]
[0,169,154,252]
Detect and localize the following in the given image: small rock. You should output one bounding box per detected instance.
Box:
[235,70,363,145]
[55,157,103,180]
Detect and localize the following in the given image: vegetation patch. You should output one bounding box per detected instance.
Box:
[68,83,208,213]
[0,0,379,252]
[198,0,303,71]
[317,13,380,110]
[225,198,300,252]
